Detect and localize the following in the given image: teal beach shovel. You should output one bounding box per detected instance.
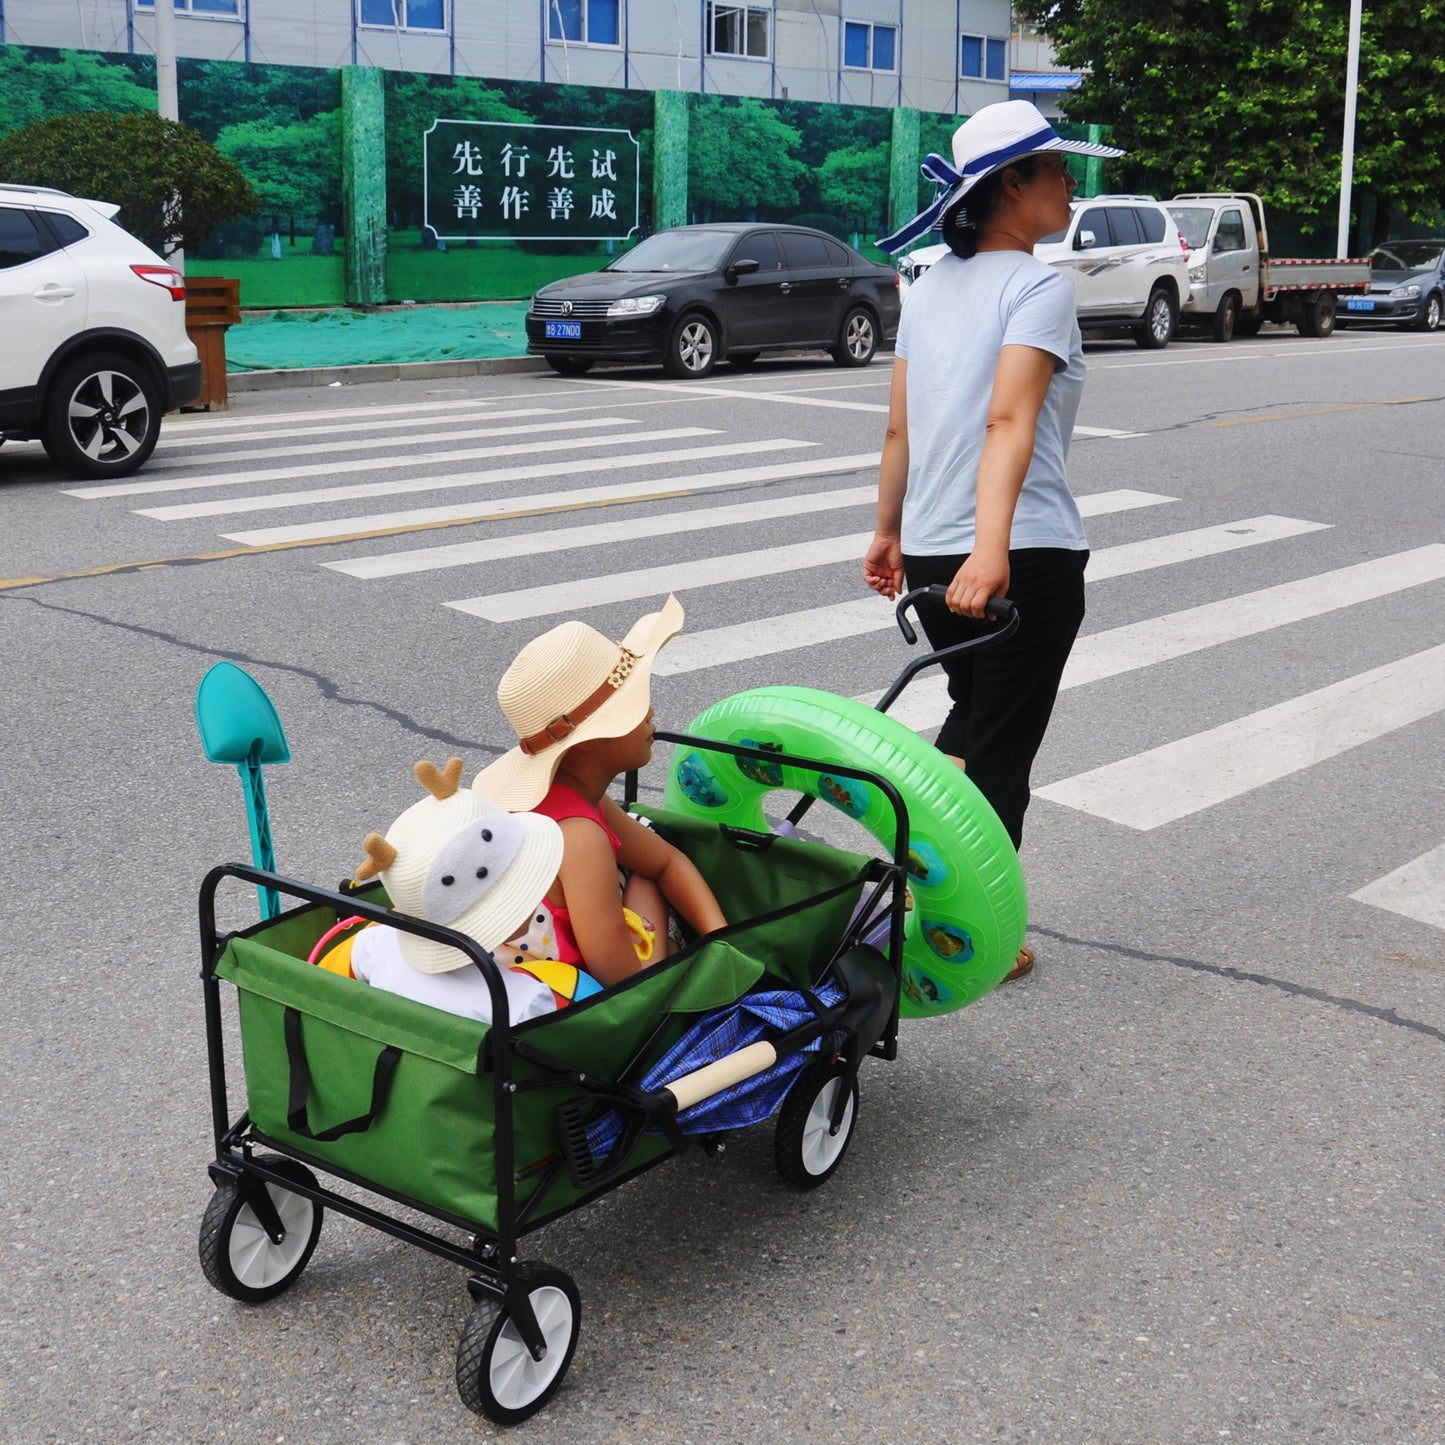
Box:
[195,662,290,918]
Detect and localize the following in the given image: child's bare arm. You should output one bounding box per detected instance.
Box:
[605,802,727,938]
[554,817,650,986]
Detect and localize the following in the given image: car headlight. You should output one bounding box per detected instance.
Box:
[1188,260,1208,282]
[1388,283,1421,299]
[607,294,666,318]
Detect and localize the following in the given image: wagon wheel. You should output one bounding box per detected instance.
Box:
[198,1156,323,1304]
[774,1054,859,1189]
[456,1263,581,1424]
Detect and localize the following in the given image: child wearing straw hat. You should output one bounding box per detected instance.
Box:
[475,595,727,988]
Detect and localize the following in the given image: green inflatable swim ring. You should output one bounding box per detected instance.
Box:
[662,686,1028,1018]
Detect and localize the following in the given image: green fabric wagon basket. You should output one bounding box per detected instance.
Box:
[214,813,876,1234]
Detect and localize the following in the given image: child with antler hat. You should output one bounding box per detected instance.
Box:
[323,758,571,1023]
[474,596,727,987]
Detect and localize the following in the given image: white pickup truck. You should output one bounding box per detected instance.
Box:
[1167,192,1371,341]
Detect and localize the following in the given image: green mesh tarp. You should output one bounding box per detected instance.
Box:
[224,302,530,372]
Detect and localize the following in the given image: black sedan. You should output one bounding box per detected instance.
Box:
[525,223,901,379]
[1340,239,1445,331]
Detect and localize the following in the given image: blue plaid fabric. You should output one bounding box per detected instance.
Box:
[584,981,844,1162]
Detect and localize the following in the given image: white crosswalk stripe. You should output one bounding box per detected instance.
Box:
[324,486,878,578]
[447,512,1328,628]
[144,414,634,469]
[1034,643,1445,830]
[1351,845,1445,932]
[220,451,869,546]
[70,426,725,500]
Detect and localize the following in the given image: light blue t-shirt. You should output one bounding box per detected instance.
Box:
[895,248,1088,555]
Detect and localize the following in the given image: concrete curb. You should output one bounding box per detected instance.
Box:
[226,354,548,392]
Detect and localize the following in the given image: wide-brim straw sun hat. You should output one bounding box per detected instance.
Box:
[475,594,685,811]
[877,99,1126,254]
[356,761,565,975]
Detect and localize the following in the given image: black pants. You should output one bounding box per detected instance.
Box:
[902,548,1088,850]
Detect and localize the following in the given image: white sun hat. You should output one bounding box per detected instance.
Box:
[878,99,1126,254]
[474,594,685,812]
[355,758,564,975]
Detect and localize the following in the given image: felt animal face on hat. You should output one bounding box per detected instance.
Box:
[356,758,563,975]
[474,594,685,811]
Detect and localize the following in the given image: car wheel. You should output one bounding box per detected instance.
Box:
[41,352,161,478]
[728,351,760,369]
[1133,287,1177,349]
[1212,292,1239,343]
[832,306,878,367]
[1414,292,1443,332]
[544,355,594,376]
[664,313,718,378]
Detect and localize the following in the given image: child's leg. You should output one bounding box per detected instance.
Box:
[622,872,672,959]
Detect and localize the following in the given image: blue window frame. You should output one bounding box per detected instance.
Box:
[358,0,447,30]
[844,20,896,71]
[961,33,1007,81]
[135,0,241,14]
[548,0,620,45]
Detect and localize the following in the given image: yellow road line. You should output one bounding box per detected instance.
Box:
[1211,396,1426,427]
[0,488,692,591]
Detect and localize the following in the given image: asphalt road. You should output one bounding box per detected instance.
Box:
[3,324,1443,1443]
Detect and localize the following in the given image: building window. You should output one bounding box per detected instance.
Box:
[961,33,1007,82]
[358,0,446,31]
[135,0,242,15]
[548,0,620,45]
[708,3,770,59]
[843,21,896,71]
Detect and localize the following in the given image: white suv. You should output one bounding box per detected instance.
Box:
[897,195,1191,350]
[0,185,200,477]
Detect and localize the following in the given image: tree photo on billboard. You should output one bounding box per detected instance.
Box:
[423,119,640,243]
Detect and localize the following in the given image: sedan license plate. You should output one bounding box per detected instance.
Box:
[1346,298,1376,312]
[544,321,582,339]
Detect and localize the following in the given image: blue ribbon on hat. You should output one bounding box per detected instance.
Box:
[876,122,1074,255]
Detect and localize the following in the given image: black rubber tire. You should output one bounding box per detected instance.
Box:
[1212,292,1239,343]
[728,351,760,369]
[1133,287,1177,350]
[1414,292,1443,332]
[774,1054,859,1189]
[544,355,594,376]
[198,1157,323,1304]
[1234,309,1264,337]
[456,1264,581,1424]
[832,305,878,367]
[41,351,161,478]
[1297,294,1337,338]
[663,312,718,378]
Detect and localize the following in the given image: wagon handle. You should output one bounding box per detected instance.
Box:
[894,585,1018,646]
[870,589,1019,717]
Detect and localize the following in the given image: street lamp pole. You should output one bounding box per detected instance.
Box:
[1337,0,1363,257]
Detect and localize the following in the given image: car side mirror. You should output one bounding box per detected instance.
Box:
[1075,229,1097,251]
[726,257,761,284]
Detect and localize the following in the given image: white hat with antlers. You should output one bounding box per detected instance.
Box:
[355,758,563,975]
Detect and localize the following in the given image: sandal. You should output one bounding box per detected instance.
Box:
[1002,945,1035,983]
